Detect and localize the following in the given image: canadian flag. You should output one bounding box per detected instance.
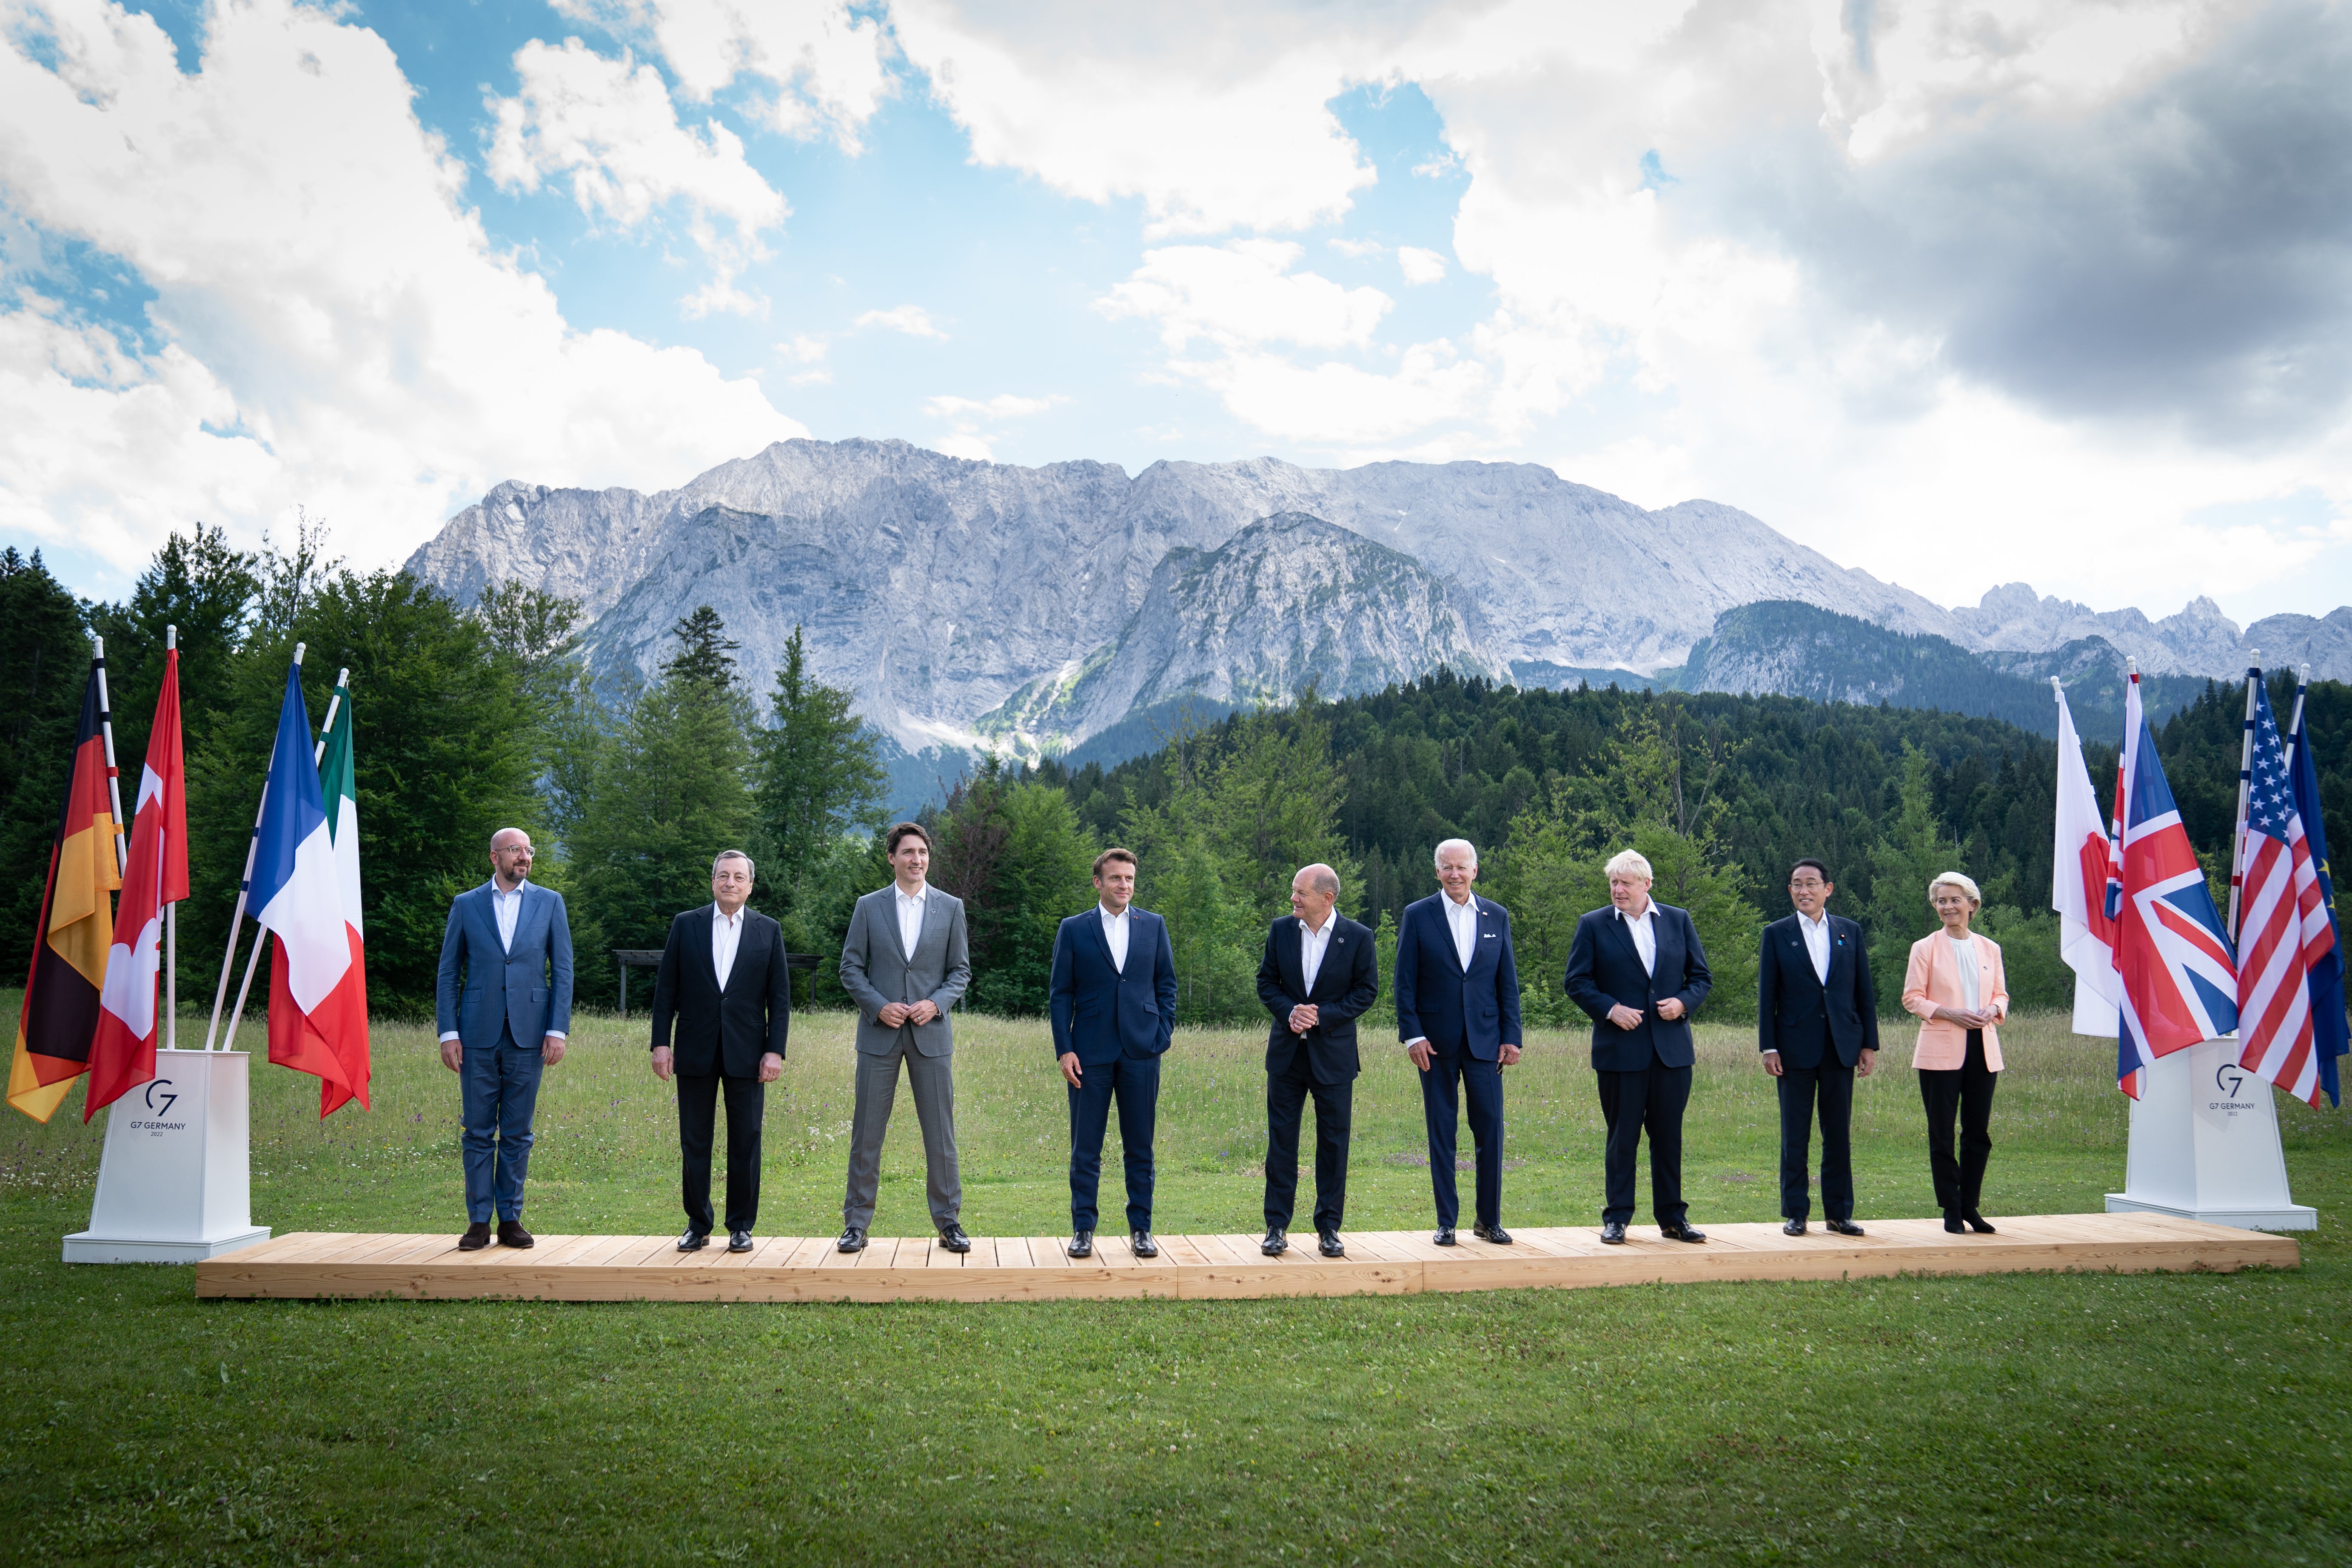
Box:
[2050,684,2123,1035]
[87,646,188,1118]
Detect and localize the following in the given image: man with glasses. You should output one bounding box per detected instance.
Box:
[1757,858,1878,1236]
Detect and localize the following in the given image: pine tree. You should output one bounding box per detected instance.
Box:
[85,522,259,784]
[755,624,886,887]
[0,548,94,982]
[664,605,739,690]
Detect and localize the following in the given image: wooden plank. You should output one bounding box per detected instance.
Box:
[194,1214,2301,1303]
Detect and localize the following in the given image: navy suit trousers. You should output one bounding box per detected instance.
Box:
[1776,1063,1856,1220]
[459,1025,543,1223]
[1597,1057,1691,1226]
[1419,1049,1504,1230]
[1068,1054,1159,1232]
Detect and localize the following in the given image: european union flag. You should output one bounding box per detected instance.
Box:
[2289,686,2347,1107]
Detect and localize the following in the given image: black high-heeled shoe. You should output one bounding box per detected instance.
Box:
[1942,1210,1966,1234]
[1964,1210,1996,1234]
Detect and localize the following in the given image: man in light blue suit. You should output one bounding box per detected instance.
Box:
[436,827,574,1252]
[1393,837,1523,1247]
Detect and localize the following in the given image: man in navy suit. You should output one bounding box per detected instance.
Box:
[1565,848,1714,1244]
[1254,863,1380,1258]
[1049,847,1178,1260]
[435,827,575,1251]
[1393,838,1522,1246]
[1758,858,1879,1236]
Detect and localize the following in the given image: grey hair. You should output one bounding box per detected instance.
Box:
[1605,849,1654,881]
[1928,870,1981,907]
[713,849,755,877]
[490,827,530,850]
[1297,863,1340,898]
[1433,838,1478,869]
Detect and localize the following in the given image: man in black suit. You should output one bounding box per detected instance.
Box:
[1563,848,1713,1245]
[1048,848,1179,1259]
[1758,858,1878,1236]
[1254,863,1379,1258]
[649,849,791,1254]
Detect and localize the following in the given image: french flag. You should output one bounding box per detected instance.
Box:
[251,663,367,1115]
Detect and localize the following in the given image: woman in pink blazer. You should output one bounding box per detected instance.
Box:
[1900,872,2010,1234]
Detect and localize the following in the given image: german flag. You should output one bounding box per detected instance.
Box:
[8,661,122,1122]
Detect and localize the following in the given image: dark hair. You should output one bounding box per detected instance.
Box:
[1093,847,1138,878]
[886,821,929,855]
[1788,858,1832,884]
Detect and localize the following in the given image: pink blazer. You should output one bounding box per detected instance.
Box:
[1901,930,2008,1071]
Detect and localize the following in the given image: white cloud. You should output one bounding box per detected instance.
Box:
[554,0,895,148]
[1327,237,1384,259]
[1097,239,1391,352]
[890,0,1385,235]
[855,303,949,339]
[924,392,1062,421]
[933,431,993,461]
[486,35,787,316]
[1396,245,1447,284]
[0,0,803,577]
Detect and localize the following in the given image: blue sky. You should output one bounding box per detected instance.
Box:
[4,0,2349,627]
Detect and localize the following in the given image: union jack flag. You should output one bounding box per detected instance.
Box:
[2114,671,2238,1097]
[2236,675,2337,1108]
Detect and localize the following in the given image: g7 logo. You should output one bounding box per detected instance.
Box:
[145,1079,178,1118]
[2214,1063,2247,1098]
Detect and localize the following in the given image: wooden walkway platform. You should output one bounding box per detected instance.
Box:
[193,1212,2296,1303]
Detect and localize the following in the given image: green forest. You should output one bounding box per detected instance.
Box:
[6,533,2349,1034]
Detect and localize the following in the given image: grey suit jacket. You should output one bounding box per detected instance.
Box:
[838,885,972,1058]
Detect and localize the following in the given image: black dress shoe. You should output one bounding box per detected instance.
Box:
[496,1219,535,1249]
[1599,1220,1627,1244]
[1317,1229,1345,1258]
[1131,1229,1159,1259]
[1433,1227,1457,1246]
[1261,1226,1289,1256]
[457,1221,491,1252]
[1067,1229,1094,1258]
[836,1226,867,1252]
[1474,1222,1514,1244]
[1964,1210,1996,1234]
[677,1228,710,1252]
[1825,1218,1865,1236]
[1659,1222,1707,1243]
[938,1222,972,1253]
[728,1229,753,1253]
[1783,1218,1807,1236]
[1943,1210,1966,1234]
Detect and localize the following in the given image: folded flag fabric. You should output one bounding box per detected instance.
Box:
[2051,684,2123,1036]
[312,673,368,1116]
[2286,686,2348,1108]
[251,661,366,1114]
[8,660,122,1123]
[88,644,189,1118]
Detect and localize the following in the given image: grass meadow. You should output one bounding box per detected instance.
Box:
[1,1000,2347,1566]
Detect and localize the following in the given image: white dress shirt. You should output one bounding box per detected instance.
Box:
[713,904,745,991]
[1443,891,1479,970]
[895,883,928,961]
[1950,932,1981,1012]
[1797,909,1831,984]
[1619,901,1658,976]
[1099,903,1131,973]
[1298,912,1336,992]
[443,880,565,1044]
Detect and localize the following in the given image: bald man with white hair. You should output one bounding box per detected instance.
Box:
[435,827,575,1252]
[1392,838,1522,1246]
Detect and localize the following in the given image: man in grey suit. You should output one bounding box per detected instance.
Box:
[434,827,574,1252]
[835,820,973,1253]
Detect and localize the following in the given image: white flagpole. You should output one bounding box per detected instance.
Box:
[204,642,302,1052]
[2225,652,2259,943]
[220,667,345,1057]
[2284,664,2311,773]
[91,636,129,877]
[165,626,177,1053]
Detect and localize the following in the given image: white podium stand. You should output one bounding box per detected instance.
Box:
[64,1049,272,1263]
[2106,1038,2316,1231]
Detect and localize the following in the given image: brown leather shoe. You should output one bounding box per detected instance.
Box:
[496,1219,535,1248]
[457,1221,491,1252]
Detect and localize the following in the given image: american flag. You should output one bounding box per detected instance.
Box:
[2114,670,2238,1097]
[2236,676,2336,1108]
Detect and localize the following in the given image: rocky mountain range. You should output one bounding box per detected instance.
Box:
[404,437,2352,798]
